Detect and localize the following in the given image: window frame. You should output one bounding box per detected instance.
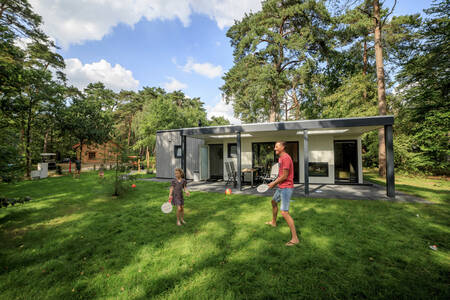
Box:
[227,143,237,158]
[174,145,182,158]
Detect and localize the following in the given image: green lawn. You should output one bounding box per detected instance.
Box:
[364,169,450,204]
[0,172,449,299]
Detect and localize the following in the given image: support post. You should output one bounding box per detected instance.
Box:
[304,129,309,196]
[237,132,241,191]
[181,133,187,177]
[385,125,395,198]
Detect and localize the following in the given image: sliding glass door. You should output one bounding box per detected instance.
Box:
[252,141,299,183]
[252,143,276,174]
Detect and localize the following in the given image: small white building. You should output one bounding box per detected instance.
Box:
[156,116,395,197]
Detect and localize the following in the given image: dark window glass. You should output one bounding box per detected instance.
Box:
[227,143,237,158]
[174,145,182,158]
[252,142,276,171]
[308,162,329,177]
[88,152,96,159]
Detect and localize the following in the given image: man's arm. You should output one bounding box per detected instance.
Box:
[268,169,289,189]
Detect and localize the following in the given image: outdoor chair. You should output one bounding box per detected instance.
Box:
[262,163,279,184]
[225,161,236,186]
[229,161,245,185]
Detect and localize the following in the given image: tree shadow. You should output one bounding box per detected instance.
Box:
[0,179,448,299]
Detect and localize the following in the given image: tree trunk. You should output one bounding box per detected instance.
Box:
[146,146,150,170]
[363,39,368,101]
[269,89,278,122]
[25,104,33,178]
[363,39,368,76]
[284,98,288,121]
[373,0,387,176]
[127,116,133,146]
[25,122,31,178]
[79,141,83,164]
[43,130,49,153]
[269,108,277,122]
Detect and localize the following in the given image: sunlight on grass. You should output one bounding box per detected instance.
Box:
[364,169,450,204]
[20,213,85,230]
[0,172,448,299]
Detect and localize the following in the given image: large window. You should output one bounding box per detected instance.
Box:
[88,152,96,160]
[227,143,237,158]
[252,142,276,171]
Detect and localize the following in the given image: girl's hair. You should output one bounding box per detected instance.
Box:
[174,168,185,178]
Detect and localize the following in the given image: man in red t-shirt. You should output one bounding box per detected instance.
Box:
[266,141,299,246]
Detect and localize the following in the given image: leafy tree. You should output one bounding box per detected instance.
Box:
[395,0,449,174]
[351,0,397,176]
[133,90,208,156]
[0,0,65,177]
[0,125,24,182]
[221,0,332,122]
[322,1,421,175]
[63,87,113,166]
[208,116,230,126]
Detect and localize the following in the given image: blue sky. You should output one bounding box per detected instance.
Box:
[30,0,434,124]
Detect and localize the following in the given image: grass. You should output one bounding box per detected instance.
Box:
[0,171,449,299]
[364,169,450,204]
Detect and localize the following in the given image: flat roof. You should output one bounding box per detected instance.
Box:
[156,115,394,136]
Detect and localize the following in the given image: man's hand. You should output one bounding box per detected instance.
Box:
[168,196,173,203]
[186,191,190,197]
[268,181,276,189]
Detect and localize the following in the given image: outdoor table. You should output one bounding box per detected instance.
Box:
[242,168,257,188]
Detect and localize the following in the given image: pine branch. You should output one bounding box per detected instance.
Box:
[381,0,398,28]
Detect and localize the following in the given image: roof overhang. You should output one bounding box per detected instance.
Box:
[157,115,394,138]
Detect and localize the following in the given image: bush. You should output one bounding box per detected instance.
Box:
[0,196,32,208]
[0,129,24,182]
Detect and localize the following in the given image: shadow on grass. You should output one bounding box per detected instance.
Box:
[0,175,449,299]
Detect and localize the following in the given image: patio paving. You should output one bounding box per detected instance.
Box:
[141,178,430,203]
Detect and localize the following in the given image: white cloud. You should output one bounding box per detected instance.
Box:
[14,37,32,50]
[65,58,139,92]
[181,58,223,79]
[206,97,241,124]
[29,0,262,47]
[163,77,188,92]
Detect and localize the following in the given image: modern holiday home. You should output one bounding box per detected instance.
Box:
[155,116,395,197]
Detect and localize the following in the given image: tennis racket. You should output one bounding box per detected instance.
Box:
[256,184,269,193]
[161,202,173,213]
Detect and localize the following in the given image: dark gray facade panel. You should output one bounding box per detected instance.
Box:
[156,131,180,178]
[186,137,203,179]
[156,132,202,179]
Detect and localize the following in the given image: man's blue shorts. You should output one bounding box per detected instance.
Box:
[273,188,294,211]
